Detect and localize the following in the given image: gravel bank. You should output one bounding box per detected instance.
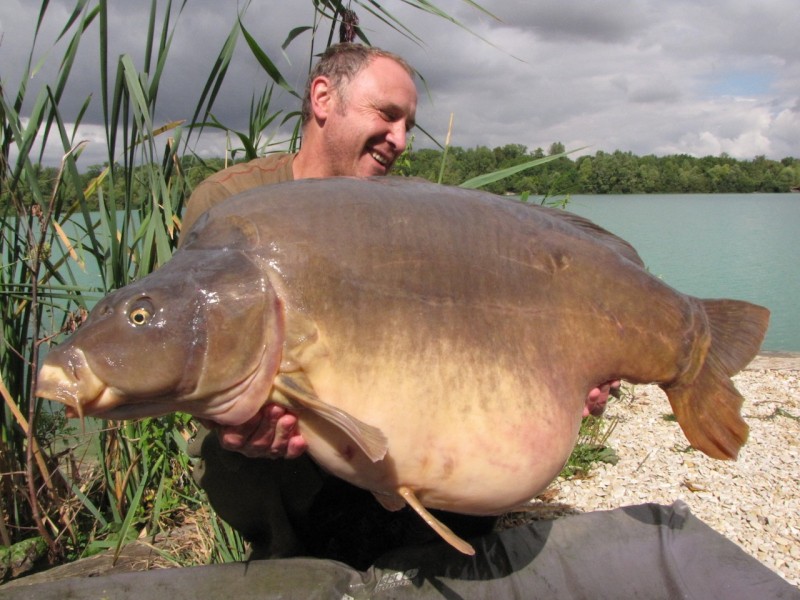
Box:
[552,357,800,588]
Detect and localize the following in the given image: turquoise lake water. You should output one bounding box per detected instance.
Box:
[564,193,799,352]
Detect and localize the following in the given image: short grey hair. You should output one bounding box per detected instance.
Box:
[300,43,414,124]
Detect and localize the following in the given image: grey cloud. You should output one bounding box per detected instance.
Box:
[2,0,798,167]
[627,81,682,104]
[481,0,652,44]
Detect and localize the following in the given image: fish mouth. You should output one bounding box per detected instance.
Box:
[36,348,120,419]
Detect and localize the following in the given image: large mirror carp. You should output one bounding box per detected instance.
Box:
[37,177,769,554]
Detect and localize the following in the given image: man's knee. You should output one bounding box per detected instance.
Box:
[190,425,321,557]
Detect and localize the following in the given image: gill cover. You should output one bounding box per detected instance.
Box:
[175,212,284,418]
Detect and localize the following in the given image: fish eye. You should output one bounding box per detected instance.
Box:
[128,299,154,327]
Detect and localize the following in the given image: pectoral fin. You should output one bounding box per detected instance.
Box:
[397,486,476,556]
[272,372,388,462]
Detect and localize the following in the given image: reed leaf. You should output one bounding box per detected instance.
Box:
[239,20,300,99]
[112,463,150,564]
[459,148,585,189]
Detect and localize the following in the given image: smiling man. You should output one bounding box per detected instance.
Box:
[293,45,416,178]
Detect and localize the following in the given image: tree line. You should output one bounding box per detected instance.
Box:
[396,142,800,196]
[4,144,798,211]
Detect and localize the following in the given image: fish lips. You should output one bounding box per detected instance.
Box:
[37,346,127,419]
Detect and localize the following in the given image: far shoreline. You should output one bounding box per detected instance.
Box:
[746,351,800,371]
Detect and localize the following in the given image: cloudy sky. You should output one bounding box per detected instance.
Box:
[2,0,798,168]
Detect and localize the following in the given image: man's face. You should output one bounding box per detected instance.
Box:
[322,57,418,177]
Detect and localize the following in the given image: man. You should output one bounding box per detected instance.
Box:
[185,44,498,567]
[184,42,617,568]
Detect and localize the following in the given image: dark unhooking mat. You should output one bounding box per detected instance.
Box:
[2,502,798,599]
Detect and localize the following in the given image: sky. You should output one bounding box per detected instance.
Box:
[2,0,798,168]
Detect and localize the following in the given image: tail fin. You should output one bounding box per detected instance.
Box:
[664,299,770,460]
[702,300,771,376]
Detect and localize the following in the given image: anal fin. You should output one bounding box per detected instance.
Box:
[397,486,476,556]
[272,372,388,462]
[372,491,406,512]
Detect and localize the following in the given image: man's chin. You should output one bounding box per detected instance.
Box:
[358,166,388,178]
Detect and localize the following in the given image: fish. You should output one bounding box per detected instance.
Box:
[37,176,769,555]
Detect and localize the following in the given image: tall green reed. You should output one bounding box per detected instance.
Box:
[1,0,201,564]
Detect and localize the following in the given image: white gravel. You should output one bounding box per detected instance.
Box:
[551,361,800,588]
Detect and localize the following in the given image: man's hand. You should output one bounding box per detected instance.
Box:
[584,380,621,417]
[201,404,308,459]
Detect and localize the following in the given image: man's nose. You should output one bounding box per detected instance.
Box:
[387,121,408,154]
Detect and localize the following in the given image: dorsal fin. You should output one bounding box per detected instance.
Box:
[552,210,646,267]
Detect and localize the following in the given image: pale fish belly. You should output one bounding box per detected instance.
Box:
[395,407,581,514]
[294,389,582,515]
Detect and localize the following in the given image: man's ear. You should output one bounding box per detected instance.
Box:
[309,76,334,121]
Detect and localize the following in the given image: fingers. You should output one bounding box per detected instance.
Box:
[215,408,266,453]
[285,434,309,459]
[214,404,307,459]
[587,386,607,402]
[585,381,619,418]
[269,412,300,458]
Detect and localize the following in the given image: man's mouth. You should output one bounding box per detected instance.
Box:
[370,151,390,167]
